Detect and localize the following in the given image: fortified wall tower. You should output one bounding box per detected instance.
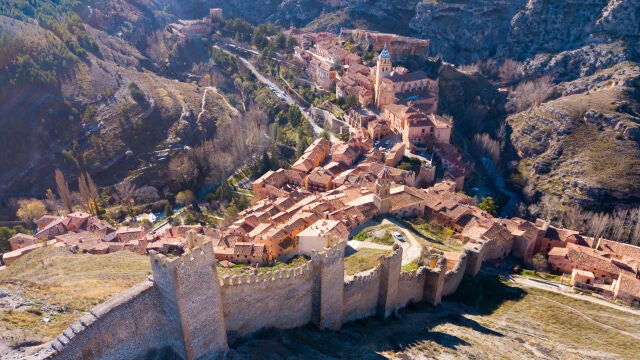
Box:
[51,232,517,360]
[311,241,346,330]
[150,243,228,359]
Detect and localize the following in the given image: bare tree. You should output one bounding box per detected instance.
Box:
[145,30,169,64]
[631,208,640,246]
[234,78,249,111]
[114,181,136,205]
[610,208,629,242]
[506,75,555,112]
[498,59,523,85]
[86,173,100,215]
[588,212,610,243]
[55,169,73,212]
[134,186,160,204]
[169,153,199,187]
[473,133,501,164]
[78,173,101,215]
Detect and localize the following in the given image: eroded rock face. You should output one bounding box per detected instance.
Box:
[208,0,639,82]
[507,65,640,207]
[410,0,639,65]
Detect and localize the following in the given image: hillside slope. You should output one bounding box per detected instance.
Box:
[508,63,640,208]
[0,2,238,198]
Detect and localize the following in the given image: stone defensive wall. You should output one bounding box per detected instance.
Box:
[219,260,315,339]
[51,234,515,359]
[442,251,469,297]
[51,280,172,360]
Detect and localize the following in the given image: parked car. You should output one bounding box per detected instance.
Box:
[392,232,404,241]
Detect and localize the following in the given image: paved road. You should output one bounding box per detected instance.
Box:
[381,218,423,265]
[347,218,423,266]
[214,45,335,141]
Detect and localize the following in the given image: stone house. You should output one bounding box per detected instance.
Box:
[232,242,268,265]
[331,141,361,167]
[7,233,38,251]
[292,138,331,173]
[35,215,60,231]
[385,143,405,167]
[297,219,349,256]
[305,168,334,192]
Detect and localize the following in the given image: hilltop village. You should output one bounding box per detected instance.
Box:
[5,30,640,308]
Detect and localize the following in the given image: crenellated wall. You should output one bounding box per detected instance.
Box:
[343,266,383,322]
[442,251,468,297]
[151,243,228,359]
[220,260,316,339]
[52,233,518,360]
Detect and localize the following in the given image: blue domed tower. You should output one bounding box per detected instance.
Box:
[375,44,392,109]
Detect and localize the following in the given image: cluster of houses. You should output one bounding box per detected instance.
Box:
[286,28,464,187]
[2,213,207,266]
[215,137,639,302]
[536,227,640,302]
[4,141,640,303]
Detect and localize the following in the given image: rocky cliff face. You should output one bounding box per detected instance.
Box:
[507,63,640,207]
[411,0,639,66]
[210,0,639,79]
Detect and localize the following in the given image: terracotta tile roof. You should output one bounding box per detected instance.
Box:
[8,233,37,246]
[323,161,350,177]
[234,242,254,257]
[616,274,640,299]
[35,215,61,227]
[307,168,333,186]
[548,247,568,257]
[598,239,640,262]
[565,243,634,275]
[55,231,102,246]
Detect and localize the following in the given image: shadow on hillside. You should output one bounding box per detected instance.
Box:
[222,273,527,359]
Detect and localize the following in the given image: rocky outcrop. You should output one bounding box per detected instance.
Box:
[410,0,639,67]
[507,64,640,207]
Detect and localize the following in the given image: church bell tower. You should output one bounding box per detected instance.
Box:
[374,165,392,214]
[374,44,392,109]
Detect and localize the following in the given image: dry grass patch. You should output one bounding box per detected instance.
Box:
[0,246,150,346]
[216,256,309,278]
[344,248,391,276]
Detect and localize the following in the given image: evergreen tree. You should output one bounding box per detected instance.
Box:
[260,150,272,175]
[478,196,498,216]
[164,203,174,217]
